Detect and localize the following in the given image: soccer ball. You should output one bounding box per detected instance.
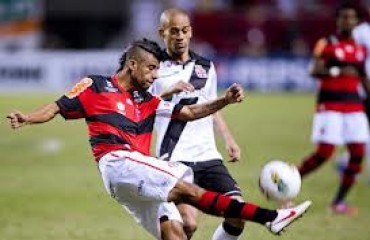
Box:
[259,160,301,202]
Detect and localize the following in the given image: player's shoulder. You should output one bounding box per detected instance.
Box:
[86,75,120,93]
[190,51,212,68]
[355,22,370,32]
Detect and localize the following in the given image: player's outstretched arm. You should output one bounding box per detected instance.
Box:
[6,103,60,129]
[176,83,244,121]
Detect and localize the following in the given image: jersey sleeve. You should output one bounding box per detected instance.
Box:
[156,100,183,118]
[55,77,93,119]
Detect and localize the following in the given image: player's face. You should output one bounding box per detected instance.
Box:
[160,14,192,57]
[130,53,159,90]
[337,9,359,35]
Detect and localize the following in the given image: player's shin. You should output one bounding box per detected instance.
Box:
[196,191,277,224]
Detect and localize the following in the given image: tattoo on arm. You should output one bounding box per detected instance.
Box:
[184,97,227,120]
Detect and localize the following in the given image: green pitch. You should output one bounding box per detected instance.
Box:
[1,93,369,240]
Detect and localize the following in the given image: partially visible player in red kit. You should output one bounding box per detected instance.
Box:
[298,3,370,215]
[7,39,311,239]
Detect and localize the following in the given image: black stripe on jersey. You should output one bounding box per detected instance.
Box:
[159,97,198,159]
[86,113,155,134]
[90,133,130,147]
[326,59,363,71]
[56,95,86,119]
[318,91,362,103]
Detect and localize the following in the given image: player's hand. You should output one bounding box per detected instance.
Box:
[170,81,195,94]
[161,81,195,99]
[224,83,244,104]
[226,140,241,163]
[6,111,29,129]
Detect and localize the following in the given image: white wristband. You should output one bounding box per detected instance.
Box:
[329,66,340,77]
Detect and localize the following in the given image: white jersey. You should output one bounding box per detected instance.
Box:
[150,52,222,162]
[353,22,370,77]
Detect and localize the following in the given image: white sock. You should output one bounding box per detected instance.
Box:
[211,223,241,240]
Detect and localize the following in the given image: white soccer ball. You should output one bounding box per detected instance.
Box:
[259,160,301,202]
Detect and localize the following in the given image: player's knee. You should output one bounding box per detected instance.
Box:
[182,214,198,238]
[316,143,335,159]
[169,181,203,204]
[160,219,187,240]
[223,219,245,236]
[224,196,246,232]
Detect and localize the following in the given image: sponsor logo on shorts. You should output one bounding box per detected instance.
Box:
[138,180,144,196]
[168,162,180,167]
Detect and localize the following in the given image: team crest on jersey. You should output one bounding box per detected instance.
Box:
[66,78,93,99]
[194,64,208,78]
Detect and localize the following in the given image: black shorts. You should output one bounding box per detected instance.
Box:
[180,159,242,196]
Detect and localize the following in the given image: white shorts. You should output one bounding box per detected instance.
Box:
[311,111,369,145]
[98,150,194,239]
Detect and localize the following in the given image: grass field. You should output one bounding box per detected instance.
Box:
[1,93,369,240]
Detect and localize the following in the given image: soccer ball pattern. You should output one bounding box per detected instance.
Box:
[259,160,301,202]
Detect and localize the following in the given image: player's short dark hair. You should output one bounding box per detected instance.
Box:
[117,39,163,72]
[335,2,361,19]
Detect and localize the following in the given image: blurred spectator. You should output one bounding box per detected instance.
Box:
[0,0,43,52]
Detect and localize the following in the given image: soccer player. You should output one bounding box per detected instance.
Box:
[7,39,311,240]
[297,3,369,215]
[150,8,245,240]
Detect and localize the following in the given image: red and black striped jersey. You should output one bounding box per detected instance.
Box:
[313,35,367,112]
[56,75,182,161]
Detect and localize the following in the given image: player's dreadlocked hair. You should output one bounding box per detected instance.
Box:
[117,38,163,72]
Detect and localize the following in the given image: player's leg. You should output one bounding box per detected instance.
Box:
[168,180,312,235]
[159,202,188,240]
[212,195,245,240]
[197,160,245,240]
[160,217,187,240]
[331,112,369,215]
[98,151,192,239]
[176,203,198,239]
[298,111,340,177]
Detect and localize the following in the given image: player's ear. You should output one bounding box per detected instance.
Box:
[189,26,193,38]
[158,27,165,39]
[128,59,137,71]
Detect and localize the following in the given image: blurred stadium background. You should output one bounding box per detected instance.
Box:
[1,0,370,240]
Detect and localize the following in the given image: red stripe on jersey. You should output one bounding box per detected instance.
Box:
[319,77,359,92]
[88,121,122,138]
[125,156,175,177]
[121,132,152,156]
[316,103,364,112]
